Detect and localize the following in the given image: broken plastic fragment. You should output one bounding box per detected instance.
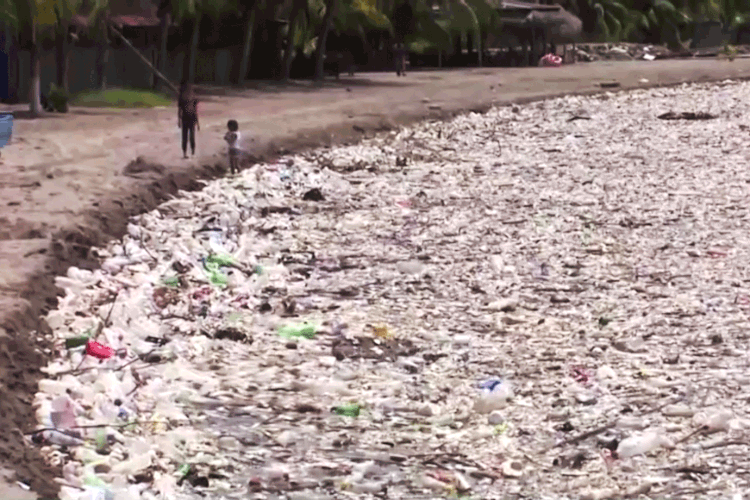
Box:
[278,322,318,339]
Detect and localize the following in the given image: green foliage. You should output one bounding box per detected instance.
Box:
[337,0,392,32]
[0,0,59,30]
[48,83,69,112]
[72,88,172,108]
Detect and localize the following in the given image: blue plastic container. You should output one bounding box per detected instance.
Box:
[0,112,12,148]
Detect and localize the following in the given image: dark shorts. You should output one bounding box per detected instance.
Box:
[182,114,197,127]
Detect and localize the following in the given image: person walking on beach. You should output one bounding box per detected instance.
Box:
[394,43,407,76]
[392,0,414,76]
[178,81,199,159]
[224,120,241,175]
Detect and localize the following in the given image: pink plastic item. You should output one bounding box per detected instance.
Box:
[86,340,114,359]
[540,54,562,67]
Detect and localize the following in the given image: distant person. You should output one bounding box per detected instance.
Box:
[394,43,407,76]
[392,0,414,76]
[224,119,241,175]
[177,81,199,159]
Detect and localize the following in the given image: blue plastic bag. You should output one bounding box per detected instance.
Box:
[0,112,13,148]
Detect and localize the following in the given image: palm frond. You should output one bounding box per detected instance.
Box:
[413,11,450,49]
[604,9,621,33]
[606,0,629,19]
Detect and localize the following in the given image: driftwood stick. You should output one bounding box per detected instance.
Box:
[549,397,681,451]
[109,25,179,95]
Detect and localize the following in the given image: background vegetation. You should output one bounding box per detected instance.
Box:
[1,0,749,114]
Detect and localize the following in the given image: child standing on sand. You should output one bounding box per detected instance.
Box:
[224,120,241,175]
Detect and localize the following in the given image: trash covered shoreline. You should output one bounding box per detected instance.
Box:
[33,80,750,499]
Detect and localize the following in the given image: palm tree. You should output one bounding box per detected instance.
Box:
[84,0,111,89]
[629,0,691,47]
[564,0,630,39]
[52,0,82,93]
[237,0,260,84]
[156,0,171,92]
[454,0,481,64]
[171,0,237,84]
[281,0,391,80]
[313,0,338,80]
[0,1,19,102]
[465,0,500,64]
[161,0,198,82]
[329,0,393,71]
[282,0,307,80]
[0,0,58,114]
[401,0,451,59]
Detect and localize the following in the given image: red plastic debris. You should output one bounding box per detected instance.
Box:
[86,340,115,359]
[601,448,617,471]
[540,53,562,67]
[571,365,591,386]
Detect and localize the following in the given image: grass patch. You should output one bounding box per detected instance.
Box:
[72,88,172,108]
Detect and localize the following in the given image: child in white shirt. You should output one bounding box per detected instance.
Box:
[224,120,241,174]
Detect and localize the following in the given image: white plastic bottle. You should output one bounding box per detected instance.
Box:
[474,379,514,414]
[616,429,674,458]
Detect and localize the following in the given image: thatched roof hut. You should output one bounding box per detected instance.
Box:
[524,7,583,43]
[498,0,582,44]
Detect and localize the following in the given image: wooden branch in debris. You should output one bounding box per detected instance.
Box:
[549,397,681,451]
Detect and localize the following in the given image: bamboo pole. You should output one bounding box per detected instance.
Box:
[110,25,179,95]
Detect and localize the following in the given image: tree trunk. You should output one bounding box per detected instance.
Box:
[479,28,487,67]
[282,0,304,81]
[158,12,171,91]
[522,32,529,66]
[186,15,201,83]
[238,7,257,84]
[8,28,18,102]
[29,22,42,115]
[96,22,110,89]
[314,0,339,81]
[0,24,10,102]
[453,31,462,63]
[55,23,70,93]
[0,25,5,100]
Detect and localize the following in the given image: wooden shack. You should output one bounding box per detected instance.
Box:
[490,0,582,66]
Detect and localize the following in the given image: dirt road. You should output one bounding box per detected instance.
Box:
[3,58,750,497]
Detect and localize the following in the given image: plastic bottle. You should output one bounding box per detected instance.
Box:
[332,404,362,417]
[616,429,673,458]
[474,378,514,414]
[84,486,114,500]
[65,335,91,349]
[42,429,85,446]
[278,323,318,339]
[694,409,734,431]
[206,253,236,267]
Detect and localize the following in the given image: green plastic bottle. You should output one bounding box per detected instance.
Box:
[65,336,90,349]
[206,254,236,267]
[278,322,318,339]
[162,276,181,288]
[332,404,362,417]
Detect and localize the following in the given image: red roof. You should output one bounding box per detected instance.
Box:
[70,11,160,28]
[110,14,160,27]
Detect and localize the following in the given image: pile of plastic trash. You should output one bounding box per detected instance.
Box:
[575,43,676,62]
[33,80,750,499]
